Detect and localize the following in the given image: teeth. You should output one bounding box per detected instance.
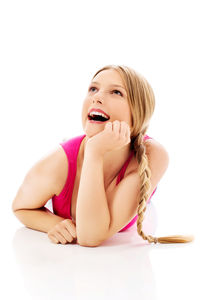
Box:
[89,111,109,119]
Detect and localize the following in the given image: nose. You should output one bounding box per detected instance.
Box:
[92,91,103,104]
[92,95,102,104]
[93,98,102,104]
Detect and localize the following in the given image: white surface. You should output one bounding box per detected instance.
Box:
[1,0,200,299]
[2,200,199,300]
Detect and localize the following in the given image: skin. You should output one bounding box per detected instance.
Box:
[45,69,134,245]
[80,69,134,186]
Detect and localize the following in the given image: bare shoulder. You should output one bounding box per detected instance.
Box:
[144,137,169,160]
[36,144,67,171]
[144,138,170,190]
[28,145,69,196]
[12,145,69,212]
[42,145,69,196]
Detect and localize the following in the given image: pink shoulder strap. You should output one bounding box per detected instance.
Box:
[116,134,153,185]
[143,134,152,142]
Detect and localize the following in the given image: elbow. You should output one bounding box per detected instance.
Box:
[12,204,22,216]
[11,199,15,212]
[77,229,107,247]
[78,242,102,248]
[11,202,18,214]
[76,221,109,247]
[11,196,20,213]
[12,207,23,220]
[77,237,104,247]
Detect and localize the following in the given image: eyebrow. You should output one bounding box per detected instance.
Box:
[90,81,127,92]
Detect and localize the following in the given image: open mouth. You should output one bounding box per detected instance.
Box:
[88,114,110,122]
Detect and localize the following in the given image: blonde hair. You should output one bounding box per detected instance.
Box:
[92,64,194,244]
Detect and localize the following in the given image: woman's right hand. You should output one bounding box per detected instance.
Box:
[47,219,77,245]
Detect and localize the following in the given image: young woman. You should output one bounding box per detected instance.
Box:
[12,64,194,246]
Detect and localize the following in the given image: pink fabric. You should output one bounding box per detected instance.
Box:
[52,134,157,232]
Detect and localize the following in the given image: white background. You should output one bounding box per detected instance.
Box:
[0,0,199,299]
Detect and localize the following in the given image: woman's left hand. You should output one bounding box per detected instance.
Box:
[85,120,131,157]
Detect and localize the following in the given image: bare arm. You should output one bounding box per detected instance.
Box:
[76,149,110,246]
[12,147,66,233]
[14,207,65,233]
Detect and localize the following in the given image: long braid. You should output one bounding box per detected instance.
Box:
[133,133,194,244]
[133,133,158,243]
[93,64,194,244]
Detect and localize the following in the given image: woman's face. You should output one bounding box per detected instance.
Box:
[82,69,133,136]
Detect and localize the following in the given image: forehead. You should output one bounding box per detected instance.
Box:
[92,69,124,86]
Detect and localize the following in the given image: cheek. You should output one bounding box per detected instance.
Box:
[81,102,88,121]
[122,106,132,124]
[82,98,89,108]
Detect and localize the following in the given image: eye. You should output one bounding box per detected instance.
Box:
[88,86,96,92]
[88,86,123,97]
[113,90,123,96]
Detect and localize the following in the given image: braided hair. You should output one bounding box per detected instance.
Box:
[91,64,194,244]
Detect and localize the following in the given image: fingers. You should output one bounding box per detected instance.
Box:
[48,229,69,245]
[112,121,130,139]
[50,236,59,244]
[48,219,77,245]
[105,121,130,141]
[54,231,68,244]
[119,121,128,137]
[62,219,77,239]
[104,121,112,131]
[60,227,74,241]
[112,120,121,134]
[122,122,131,141]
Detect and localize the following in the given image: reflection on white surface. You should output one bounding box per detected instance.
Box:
[12,203,158,300]
[8,192,199,300]
[2,1,200,299]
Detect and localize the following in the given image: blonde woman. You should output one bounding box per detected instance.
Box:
[12,64,194,246]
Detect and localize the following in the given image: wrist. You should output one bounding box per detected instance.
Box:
[84,144,105,160]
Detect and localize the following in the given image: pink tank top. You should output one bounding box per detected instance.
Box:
[52,134,157,232]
